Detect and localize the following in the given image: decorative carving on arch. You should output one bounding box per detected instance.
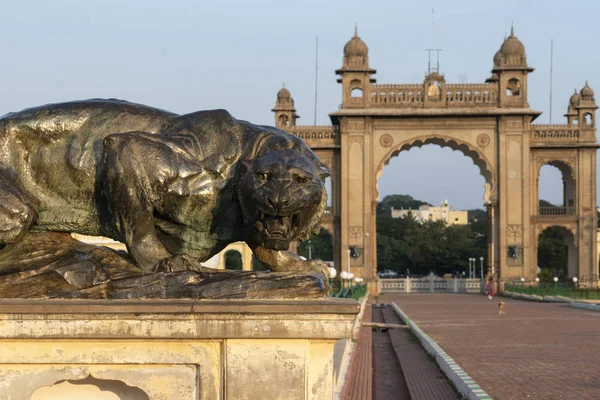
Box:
[374,134,495,202]
[379,134,393,147]
[476,133,491,147]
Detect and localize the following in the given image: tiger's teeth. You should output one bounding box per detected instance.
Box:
[260,211,265,220]
[265,228,269,235]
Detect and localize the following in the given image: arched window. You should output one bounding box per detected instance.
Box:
[351,88,363,98]
[507,78,521,96]
[224,250,243,270]
[278,114,289,128]
[349,79,362,98]
[538,161,575,215]
[584,113,593,126]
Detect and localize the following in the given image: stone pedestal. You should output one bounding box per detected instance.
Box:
[0,298,359,400]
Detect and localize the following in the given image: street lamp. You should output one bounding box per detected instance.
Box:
[328,267,337,279]
[572,276,578,290]
[553,276,558,288]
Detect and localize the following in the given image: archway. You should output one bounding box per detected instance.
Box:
[537,161,575,215]
[274,28,598,291]
[537,226,577,280]
[375,139,492,279]
[223,250,242,270]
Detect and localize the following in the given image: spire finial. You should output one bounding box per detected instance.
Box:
[282,81,285,89]
[510,23,514,37]
[354,24,358,37]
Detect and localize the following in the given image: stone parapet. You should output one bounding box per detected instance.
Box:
[0,298,359,400]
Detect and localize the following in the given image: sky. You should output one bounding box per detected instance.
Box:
[0,0,597,210]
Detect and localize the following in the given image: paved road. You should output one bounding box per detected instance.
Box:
[377,293,600,400]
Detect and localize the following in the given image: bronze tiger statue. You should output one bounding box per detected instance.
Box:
[0,99,330,275]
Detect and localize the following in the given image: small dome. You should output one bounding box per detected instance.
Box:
[570,89,580,107]
[500,32,525,58]
[493,26,527,68]
[580,81,594,99]
[344,27,368,58]
[277,86,291,100]
[493,49,503,68]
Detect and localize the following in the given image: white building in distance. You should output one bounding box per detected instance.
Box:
[391,200,468,225]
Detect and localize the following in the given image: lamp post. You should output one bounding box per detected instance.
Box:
[308,240,312,260]
[572,276,578,292]
[346,249,351,273]
[553,276,558,289]
[479,257,484,280]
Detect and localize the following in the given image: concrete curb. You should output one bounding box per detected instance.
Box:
[502,291,571,303]
[570,301,600,312]
[391,302,492,400]
[333,294,369,400]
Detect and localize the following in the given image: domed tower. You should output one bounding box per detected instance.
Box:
[490,26,534,108]
[272,84,299,129]
[577,81,597,127]
[335,27,376,108]
[564,89,580,125]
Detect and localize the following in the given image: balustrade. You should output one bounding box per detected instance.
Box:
[366,83,498,107]
[538,207,575,216]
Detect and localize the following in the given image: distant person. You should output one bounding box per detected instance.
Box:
[486,278,494,300]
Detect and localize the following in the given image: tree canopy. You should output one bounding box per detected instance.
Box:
[289,194,572,278]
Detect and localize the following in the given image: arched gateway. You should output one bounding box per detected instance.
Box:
[273,27,598,291]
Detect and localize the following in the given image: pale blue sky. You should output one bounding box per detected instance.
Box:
[0,0,597,209]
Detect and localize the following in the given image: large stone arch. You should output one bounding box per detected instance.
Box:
[374,134,495,204]
[533,223,579,279]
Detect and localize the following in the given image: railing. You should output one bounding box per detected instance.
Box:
[287,125,338,140]
[367,83,498,108]
[505,282,600,299]
[445,83,498,107]
[370,84,424,107]
[538,207,575,216]
[379,276,482,294]
[532,125,580,140]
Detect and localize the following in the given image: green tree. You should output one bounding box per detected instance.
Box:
[224,250,242,270]
[298,229,333,260]
[376,195,488,276]
[537,227,568,277]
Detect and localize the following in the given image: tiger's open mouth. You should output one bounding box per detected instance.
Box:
[254,211,305,250]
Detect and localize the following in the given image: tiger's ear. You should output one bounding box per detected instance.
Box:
[319,164,331,180]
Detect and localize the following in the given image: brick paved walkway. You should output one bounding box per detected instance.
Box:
[378,293,600,400]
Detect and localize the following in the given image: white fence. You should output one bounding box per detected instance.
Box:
[378,273,482,294]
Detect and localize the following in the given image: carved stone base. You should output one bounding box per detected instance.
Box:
[0,232,327,299]
[0,298,359,399]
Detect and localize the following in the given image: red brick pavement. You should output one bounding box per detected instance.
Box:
[343,305,373,400]
[378,293,600,400]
